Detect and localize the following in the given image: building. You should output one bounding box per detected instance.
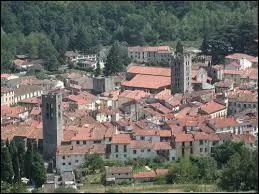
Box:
[173,133,193,159]
[105,166,133,184]
[128,46,172,63]
[228,90,258,115]
[199,100,227,118]
[42,93,63,160]
[225,53,256,70]
[171,48,192,94]
[93,76,115,94]
[1,87,15,106]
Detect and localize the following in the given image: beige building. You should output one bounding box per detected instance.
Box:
[128,46,172,63]
[1,87,15,106]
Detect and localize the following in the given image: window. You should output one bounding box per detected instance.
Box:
[109,137,112,142]
[190,147,193,154]
[200,148,203,153]
[190,141,192,146]
[141,149,144,152]
[124,145,127,152]
[199,140,203,145]
[205,148,207,152]
[76,141,80,145]
[140,136,144,140]
[147,149,151,152]
[83,140,86,145]
[133,150,136,154]
[46,113,49,118]
[182,148,185,156]
[115,145,118,152]
[68,162,71,165]
[182,142,185,147]
[116,154,118,158]
[62,163,65,166]
[62,156,65,159]
[172,157,175,160]
[124,154,127,158]
[75,160,78,163]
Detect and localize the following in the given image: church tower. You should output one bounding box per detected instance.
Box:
[42,92,63,160]
[171,41,192,94]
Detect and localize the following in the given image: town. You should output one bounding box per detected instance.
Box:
[1,1,258,193]
[1,41,258,192]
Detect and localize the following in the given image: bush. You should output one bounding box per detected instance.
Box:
[154,175,167,185]
[104,160,124,167]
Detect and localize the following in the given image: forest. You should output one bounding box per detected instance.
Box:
[1,1,258,72]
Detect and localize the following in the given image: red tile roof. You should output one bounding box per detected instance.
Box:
[119,90,150,100]
[112,134,131,144]
[149,103,172,114]
[200,101,226,114]
[174,133,193,142]
[133,129,160,137]
[122,74,170,90]
[153,141,172,150]
[130,140,153,149]
[127,65,170,77]
[225,53,256,62]
[193,132,220,141]
[208,117,239,129]
[224,69,244,75]
[1,74,11,78]
[154,89,172,100]
[30,107,41,115]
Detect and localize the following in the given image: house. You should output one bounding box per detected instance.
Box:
[227,90,257,115]
[110,134,131,161]
[56,144,106,173]
[94,107,120,123]
[199,100,227,118]
[225,53,256,70]
[1,74,19,81]
[223,69,243,85]
[105,166,133,184]
[173,133,194,160]
[1,87,15,106]
[128,46,172,63]
[13,85,44,104]
[214,79,234,93]
[240,68,258,87]
[191,67,209,90]
[208,64,224,82]
[1,105,29,124]
[133,170,157,183]
[64,92,96,111]
[192,132,220,155]
[207,117,241,134]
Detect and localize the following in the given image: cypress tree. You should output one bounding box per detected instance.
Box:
[1,147,14,183]
[24,140,33,181]
[176,39,184,54]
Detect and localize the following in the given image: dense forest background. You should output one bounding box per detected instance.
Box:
[1,1,258,72]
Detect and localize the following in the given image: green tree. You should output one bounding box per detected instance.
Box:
[83,153,104,174]
[94,60,101,76]
[9,141,21,182]
[1,147,14,183]
[211,140,244,168]
[104,41,131,76]
[17,142,26,178]
[31,152,46,188]
[24,140,33,181]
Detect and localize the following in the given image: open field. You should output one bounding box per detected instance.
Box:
[81,183,221,193]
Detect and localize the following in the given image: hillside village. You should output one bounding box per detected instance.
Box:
[1,40,258,191]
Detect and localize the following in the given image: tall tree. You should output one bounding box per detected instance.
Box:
[9,141,21,182]
[83,153,104,174]
[31,152,46,188]
[176,39,184,54]
[104,41,131,76]
[1,147,14,183]
[24,140,33,181]
[17,142,26,178]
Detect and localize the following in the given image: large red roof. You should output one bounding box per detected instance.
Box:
[127,65,170,77]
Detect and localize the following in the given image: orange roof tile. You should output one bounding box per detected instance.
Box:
[119,90,150,100]
[225,53,256,62]
[200,101,226,114]
[153,142,172,150]
[174,133,193,142]
[112,134,131,144]
[122,74,170,89]
[130,140,153,149]
[208,117,239,129]
[193,132,220,141]
[127,65,170,77]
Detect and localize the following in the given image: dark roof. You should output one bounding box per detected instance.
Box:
[14,85,43,96]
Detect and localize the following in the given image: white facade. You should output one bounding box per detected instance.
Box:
[56,154,85,172]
